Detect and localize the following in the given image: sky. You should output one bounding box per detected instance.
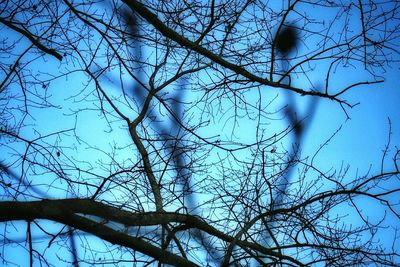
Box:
[1,0,400,266]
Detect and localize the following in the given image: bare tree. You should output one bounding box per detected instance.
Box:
[1,0,400,266]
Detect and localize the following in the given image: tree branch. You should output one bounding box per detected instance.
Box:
[121,0,336,100]
[0,199,305,266]
[0,199,198,267]
[0,17,62,61]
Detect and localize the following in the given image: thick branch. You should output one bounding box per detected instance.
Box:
[0,17,62,61]
[0,199,303,266]
[0,199,197,267]
[121,0,334,99]
[129,104,164,211]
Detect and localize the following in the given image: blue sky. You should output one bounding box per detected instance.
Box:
[1,0,400,266]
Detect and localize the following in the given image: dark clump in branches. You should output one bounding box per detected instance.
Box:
[275,25,298,55]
